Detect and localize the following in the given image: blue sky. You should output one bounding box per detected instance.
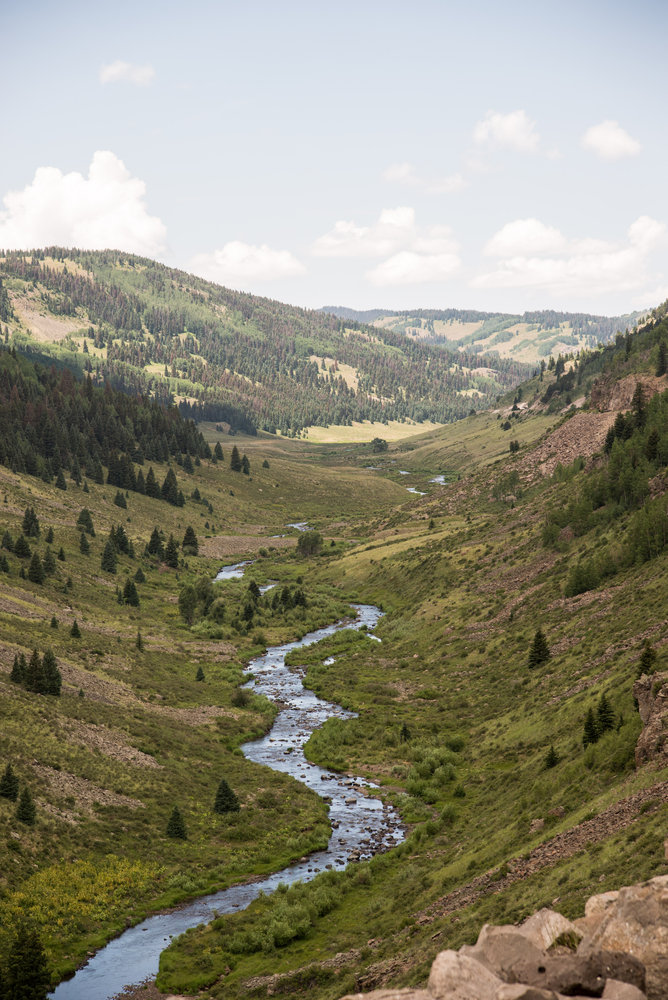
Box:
[2,0,667,314]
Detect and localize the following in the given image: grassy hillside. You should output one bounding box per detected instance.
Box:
[323,305,643,366]
[0,250,530,439]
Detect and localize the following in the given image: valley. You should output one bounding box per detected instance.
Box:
[0,284,666,1000]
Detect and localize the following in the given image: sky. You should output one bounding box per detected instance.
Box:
[1,0,667,316]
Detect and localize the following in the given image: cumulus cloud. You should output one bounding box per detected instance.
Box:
[581,120,641,160]
[0,151,167,256]
[190,242,306,287]
[99,60,155,86]
[382,162,466,195]
[473,215,666,297]
[314,208,460,285]
[473,109,540,153]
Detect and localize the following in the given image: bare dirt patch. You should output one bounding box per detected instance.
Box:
[10,294,83,342]
[33,764,144,813]
[201,535,295,559]
[63,719,162,769]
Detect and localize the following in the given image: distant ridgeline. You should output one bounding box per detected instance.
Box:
[0,347,210,502]
[0,250,532,435]
[322,305,642,359]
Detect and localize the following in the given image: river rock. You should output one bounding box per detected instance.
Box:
[428,950,504,999]
[577,876,668,1000]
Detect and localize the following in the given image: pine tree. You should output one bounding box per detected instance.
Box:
[70,619,81,638]
[16,787,36,825]
[134,566,146,583]
[214,441,224,461]
[161,467,179,505]
[631,382,646,429]
[10,653,26,685]
[123,579,140,606]
[136,469,146,494]
[147,527,164,559]
[4,920,50,1000]
[241,454,250,475]
[638,639,657,676]
[583,708,600,747]
[213,777,240,814]
[182,525,198,555]
[45,526,54,544]
[0,762,19,801]
[55,468,67,491]
[544,745,559,769]
[101,540,117,573]
[135,629,143,651]
[50,615,58,629]
[113,490,127,509]
[145,466,160,499]
[13,535,31,559]
[27,552,45,584]
[21,506,40,537]
[25,649,44,693]
[0,553,8,573]
[76,508,95,535]
[166,805,187,839]
[230,445,242,471]
[164,534,179,568]
[195,665,205,681]
[43,547,56,575]
[41,649,62,697]
[656,341,667,377]
[57,547,65,561]
[528,628,550,669]
[597,693,615,733]
[79,531,90,555]
[2,530,14,552]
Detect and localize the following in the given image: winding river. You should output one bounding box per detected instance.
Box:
[50,567,403,1000]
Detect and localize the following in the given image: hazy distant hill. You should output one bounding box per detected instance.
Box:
[321,305,643,365]
[0,250,531,437]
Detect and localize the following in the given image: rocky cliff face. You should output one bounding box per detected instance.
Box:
[633,673,668,767]
[340,875,668,1000]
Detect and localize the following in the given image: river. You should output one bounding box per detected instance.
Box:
[50,568,403,999]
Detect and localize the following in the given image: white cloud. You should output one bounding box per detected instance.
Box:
[473,215,666,297]
[0,151,167,256]
[473,109,540,153]
[190,242,306,287]
[100,60,155,86]
[367,250,460,286]
[313,207,416,258]
[382,162,466,195]
[314,208,460,285]
[484,218,567,257]
[581,120,641,160]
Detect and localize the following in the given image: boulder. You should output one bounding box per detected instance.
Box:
[428,950,504,1000]
[578,876,668,1000]
[493,987,560,1000]
[632,673,668,766]
[601,982,646,1000]
[339,992,431,1000]
[519,909,582,951]
[460,925,545,981]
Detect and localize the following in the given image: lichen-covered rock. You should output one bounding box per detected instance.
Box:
[578,875,667,1000]
[633,673,668,766]
[428,950,503,999]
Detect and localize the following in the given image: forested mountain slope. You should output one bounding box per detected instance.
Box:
[0,250,530,436]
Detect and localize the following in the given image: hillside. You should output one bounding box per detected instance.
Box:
[0,289,667,998]
[322,305,643,366]
[0,250,530,439]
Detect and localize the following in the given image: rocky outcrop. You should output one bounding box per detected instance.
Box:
[341,876,668,1000]
[633,673,668,766]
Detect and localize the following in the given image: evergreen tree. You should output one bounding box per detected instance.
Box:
[41,649,62,697]
[21,506,40,537]
[399,722,411,743]
[164,534,179,568]
[262,458,270,468]
[135,629,143,651]
[123,579,140,606]
[183,453,194,474]
[2,530,14,552]
[101,540,117,573]
[213,777,240,814]
[543,745,559,769]
[178,585,197,625]
[182,525,198,554]
[247,580,261,603]
[79,531,90,555]
[146,527,164,559]
[134,566,146,583]
[597,693,615,734]
[0,553,8,573]
[55,468,67,490]
[76,508,95,535]
[528,628,550,669]
[195,665,205,681]
[166,805,187,839]
[136,468,146,494]
[113,490,127,509]
[161,467,179,505]
[241,454,250,475]
[656,341,667,377]
[230,445,242,471]
[214,441,224,461]
[631,382,646,429]
[10,653,26,685]
[145,466,160,498]
[50,615,58,629]
[16,787,36,825]
[638,639,657,676]
[13,535,31,559]
[583,708,600,747]
[45,527,54,544]
[4,920,51,1000]
[70,619,81,638]
[27,553,45,584]
[42,547,56,575]
[0,762,19,801]
[57,547,65,561]
[25,649,44,693]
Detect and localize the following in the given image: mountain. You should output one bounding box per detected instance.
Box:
[0,250,531,438]
[321,305,644,366]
